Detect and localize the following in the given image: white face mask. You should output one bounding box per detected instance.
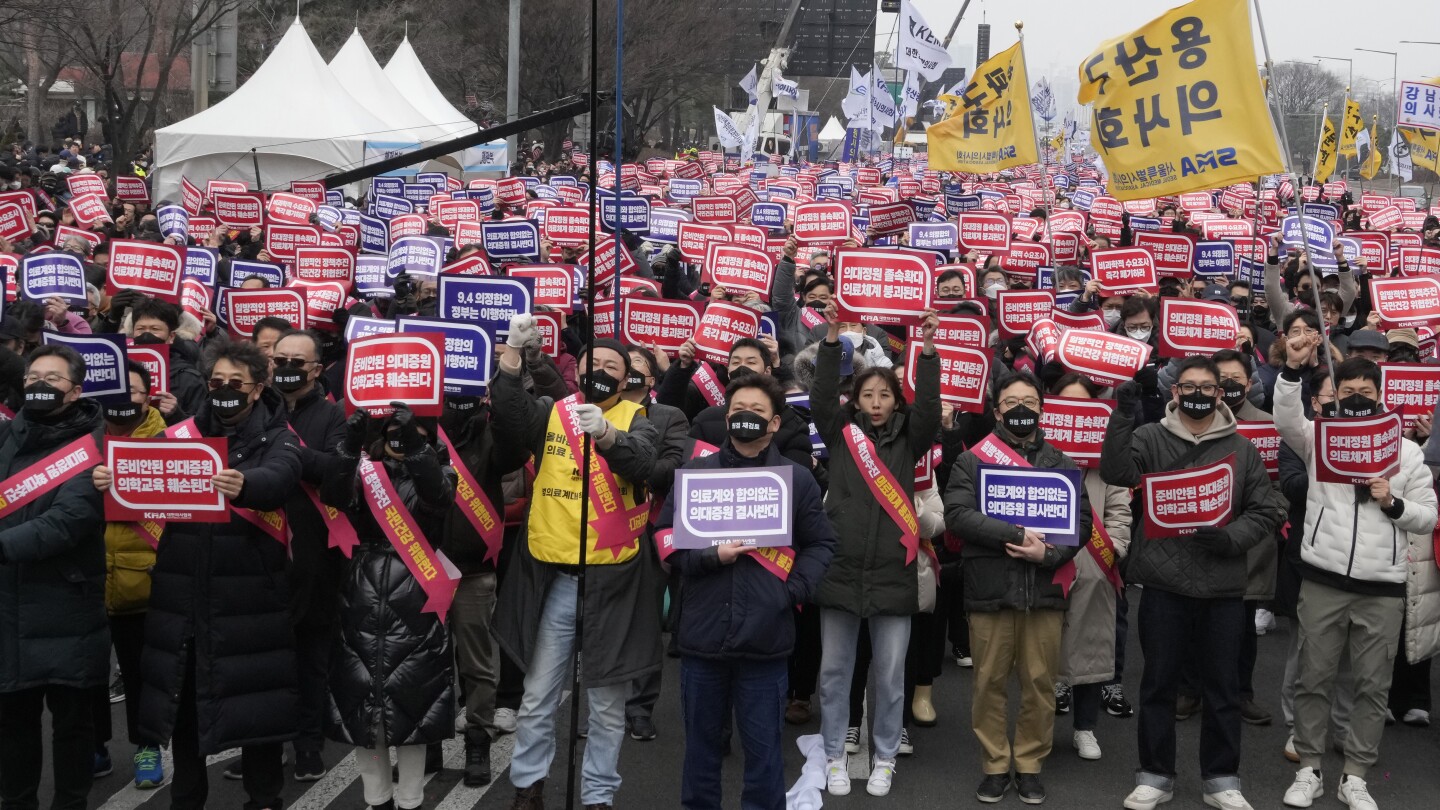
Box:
[1103,309,1122,327]
[1126,327,1152,342]
[985,282,1005,299]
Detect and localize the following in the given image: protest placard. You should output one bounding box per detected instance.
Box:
[1039,397,1115,467]
[671,466,793,548]
[1313,412,1403,485]
[104,437,230,522]
[977,464,1084,545]
[344,333,445,416]
[1141,453,1236,537]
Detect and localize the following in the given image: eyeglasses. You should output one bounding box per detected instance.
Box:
[207,378,256,391]
[1287,327,1320,338]
[272,357,315,369]
[999,396,1042,410]
[22,372,72,386]
[1176,383,1219,396]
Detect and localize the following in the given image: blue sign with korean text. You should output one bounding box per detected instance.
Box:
[228,260,285,288]
[184,247,217,287]
[397,316,494,396]
[751,203,786,230]
[672,466,793,549]
[598,190,651,234]
[976,464,1083,546]
[387,236,445,280]
[354,255,392,298]
[437,276,534,342]
[372,177,404,198]
[649,208,690,244]
[1193,241,1234,276]
[359,214,389,255]
[41,332,127,401]
[20,253,88,303]
[157,205,188,240]
[481,220,541,260]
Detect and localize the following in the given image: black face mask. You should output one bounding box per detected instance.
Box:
[386,430,404,453]
[446,395,482,414]
[623,372,647,392]
[1232,301,1251,321]
[727,410,768,442]
[209,388,247,420]
[271,367,307,393]
[104,400,144,427]
[580,369,619,402]
[727,366,757,386]
[131,332,165,346]
[1336,393,1379,419]
[804,300,827,310]
[1178,391,1217,420]
[1002,404,1039,437]
[23,381,64,415]
[1220,380,1247,410]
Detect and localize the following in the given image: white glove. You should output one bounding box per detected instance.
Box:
[573,403,609,438]
[506,314,540,349]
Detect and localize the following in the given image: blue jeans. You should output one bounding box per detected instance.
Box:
[508,573,629,805]
[680,657,787,810]
[818,609,910,760]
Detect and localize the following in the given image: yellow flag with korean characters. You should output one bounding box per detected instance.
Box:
[1359,120,1381,180]
[1075,0,1283,200]
[1315,113,1337,182]
[1401,126,1440,174]
[927,42,1039,173]
[1339,98,1363,157]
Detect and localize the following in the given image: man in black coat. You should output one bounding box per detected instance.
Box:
[128,297,207,417]
[0,345,107,810]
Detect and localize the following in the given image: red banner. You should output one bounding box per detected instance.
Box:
[691,196,738,224]
[690,301,760,364]
[903,340,989,413]
[223,288,306,338]
[1397,247,1440,277]
[1141,452,1236,537]
[266,192,317,225]
[1234,421,1280,479]
[293,247,355,288]
[1158,298,1240,359]
[1370,276,1440,329]
[677,221,732,263]
[1092,247,1159,296]
[0,434,101,520]
[793,202,852,244]
[344,333,445,416]
[115,176,150,204]
[107,240,184,303]
[995,289,1055,338]
[1133,233,1196,277]
[508,265,576,309]
[1314,412,1403,485]
[104,437,230,523]
[212,192,265,227]
[866,202,916,236]
[436,426,504,565]
[1056,330,1153,387]
[621,297,701,355]
[832,248,934,326]
[956,212,1012,252]
[1380,363,1440,429]
[704,242,774,296]
[1039,397,1114,467]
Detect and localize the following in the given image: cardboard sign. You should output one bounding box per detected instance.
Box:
[1313,412,1403,485]
[1056,330,1153,387]
[704,242,774,296]
[1380,363,1440,429]
[1234,421,1280,480]
[482,220,541,260]
[344,332,445,416]
[0,203,30,242]
[1158,298,1239,359]
[1092,247,1159,295]
[20,253,87,303]
[691,196,738,225]
[1193,240,1235,276]
[1141,453,1236,537]
[677,221,733,263]
[396,316,493,396]
[127,344,170,397]
[508,265,575,309]
[266,192,318,226]
[1370,276,1440,329]
[955,212,1012,252]
[107,240,183,303]
[1000,242,1050,278]
[263,223,321,263]
[228,259,284,289]
[620,297,702,355]
[691,300,760,364]
[387,235,445,280]
[832,248,933,326]
[671,466,793,549]
[104,437,230,523]
[212,192,265,228]
[66,174,107,198]
[68,193,112,227]
[903,340,990,413]
[1038,397,1115,467]
[1133,233,1195,277]
[542,206,591,246]
[995,289,1056,338]
[436,276,533,341]
[292,281,346,330]
[1397,247,1440,277]
[222,288,305,337]
[793,202,852,244]
[977,464,1084,545]
[293,247,355,288]
[41,332,127,400]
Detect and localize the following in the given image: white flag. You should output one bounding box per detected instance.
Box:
[713,106,744,149]
[1389,128,1414,181]
[897,0,953,81]
[871,73,897,131]
[741,105,759,165]
[901,72,922,118]
[739,64,758,105]
[772,71,799,100]
[842,68,870,123]
[1032,78,1056,122]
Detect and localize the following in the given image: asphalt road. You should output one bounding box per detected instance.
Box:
[75,590,1440,809]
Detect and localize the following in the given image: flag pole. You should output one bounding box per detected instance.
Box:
[1014,21,1053,245]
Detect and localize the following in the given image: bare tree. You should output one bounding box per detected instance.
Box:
[1267,62,1345,171]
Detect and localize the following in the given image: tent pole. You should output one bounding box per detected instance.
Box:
[250,148,262,190]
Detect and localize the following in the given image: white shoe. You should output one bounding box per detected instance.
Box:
[1402,708,1430,727]
[866,758,896,797]
[1338,775,1378,810]
[493,708,518,734]
[1073,729,1102,760]
[897,727,913,756]
[1255,608,1276,635]
[826,756,850,796]
[844,726,861,754]
[1123,785,1173,810]
[1203,789,1255,810]
[1283,767,1324,808]
[1284,735,1299,763]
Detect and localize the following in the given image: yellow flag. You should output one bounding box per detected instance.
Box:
[1074,0,1283,199]
[1050,131,1065,151]
[1401,127,1440,173]
[937,94,963,121]
[1315,114,1337,182]
[1360,122,1381,180]
[927,42,1039,173]
[1339,98,1362,157]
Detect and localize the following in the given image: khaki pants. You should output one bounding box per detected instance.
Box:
[968,609,1065,775]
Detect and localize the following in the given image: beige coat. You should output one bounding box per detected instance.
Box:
[1406,524,1440,665]
[1060,468,1132,685]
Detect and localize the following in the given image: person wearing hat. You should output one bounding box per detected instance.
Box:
[1345,330,1390,365]
[1386,329,1420,364]
[1421,215,1439,249]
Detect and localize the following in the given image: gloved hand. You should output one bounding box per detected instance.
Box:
[1189,526,1233,556]
[108,288,145,315]
[1135,364,1159,392]
[341,409,370,456]
[506,314,540,349]
[388,401,425,455]
[573,403,608,439]
[1114,381,1142,413]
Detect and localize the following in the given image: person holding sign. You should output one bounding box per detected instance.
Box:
[654,372,835,810]
[811,302,939,798]
[490,316,661,810]
[1100,356,1283,810]
[0,345,106,810]
[1273,349,1437,810]
[944,372,1089,804]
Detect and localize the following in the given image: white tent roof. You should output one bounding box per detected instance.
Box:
[329,29,448,147]
[384,36,478,140]
[818,116,846,141]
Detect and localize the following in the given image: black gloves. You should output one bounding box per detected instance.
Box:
[341,410,370,457]
[109,289,146,315]
[1115,381,1142,412]
[388,401,426,456]
[1135,364,1159,392]
[1189,526,1234,556]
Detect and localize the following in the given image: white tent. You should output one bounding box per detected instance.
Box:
[817,116,846,142]
[384,36,478,141]
[329,29,449,147]
[152,18,395,201]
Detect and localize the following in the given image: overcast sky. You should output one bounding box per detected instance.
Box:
[879,0,1440,116]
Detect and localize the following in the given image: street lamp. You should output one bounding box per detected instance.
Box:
[1315,55,1353,88]
[1355,48,1397,129]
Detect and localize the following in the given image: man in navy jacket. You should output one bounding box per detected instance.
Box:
[656,372,836,810]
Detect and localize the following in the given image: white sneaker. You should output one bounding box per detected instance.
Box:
[1203,789,1255,810]
[1283,767,1324,808]
[844,726,861,754]
[1402,708,1430,727]
[897,727,913,756]
[826,756,851,796]
[1338,775,1378,810]
[1284,735,1299,763]
[1123,785,1173,810]
[866,757,896,797]
[493,708,518,734]
[1073,729,1102,760]
[1255,608,1276,635]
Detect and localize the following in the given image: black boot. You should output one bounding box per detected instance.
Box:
[425,741,443,774]
[510,780,544,810]
[464,729,492,787]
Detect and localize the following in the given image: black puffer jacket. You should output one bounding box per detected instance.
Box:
[283,387,348,628]
[166,338,207,417]
[320,437,458,748]
[439,399,531,576]
[139,390,303,754]
[0,398,108,692]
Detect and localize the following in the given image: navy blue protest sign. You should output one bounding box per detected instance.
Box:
[325,189,345,207]
[1071,189,1096,211]
[184,247,218,286]
[1128,216,1162,233]
[402,183,438,206]
[598,190,651,234]
[416,172,449,190]
[386,236,445,280]
[20,253,88,303]
[649,208,691,244]
[672,466,793,549]
[467,187,496,213]
[480,220,541,260]
[668,179,701,201]
[228,259,285,288]
[1237,257,1265,293]
[1193,241,1235,276]
[316,205,343,232]
[1300,202,1340,221]
[354,255,392,298]
[358,214,389,254]
[751,203,786,230]
[373,194,413,221]
[908,222,957,253]
[911,197,939,220]
[976,464,1083,546]
[817,183,846,200]
[343,314,396,343]
[550,175,578,188]
[372,177,404,198]
[157,204,189,240]
[437,276,533,342]
[784,391,827,459]
[397,316,494,396]
[42,332,128,401]
[945,190,982,212]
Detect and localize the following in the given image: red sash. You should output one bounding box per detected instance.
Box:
[437,426,504,565]
[691,363,725,407]
[654,526,796,581]
[0,434,102,520]
[553,395,648,558]
[358,453,457,621]
[293,435,360,557]
[841,422,921,565]
[800,306,825,330]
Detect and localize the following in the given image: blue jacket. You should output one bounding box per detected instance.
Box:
[657,441,835,661]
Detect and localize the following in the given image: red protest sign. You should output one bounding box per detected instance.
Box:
[677,221,732,263]
[212,192,265,227]
[1380,363,1440,429]
[508,265,576,309]
[441,254,492,276]
[105,437,231,523]
[180,177,204,214]
[114,176,149,203]
[1235,421,1281,479]
[1142,453,1236,537]
[704,242,774,297]
[126,344,169,396]
[1039,396,1115,467]
[955,212,1012,252]
[1368,205,1404,231]
[1133,233,1195,277]
[180,279,211,323]
[832,248,934,326]
[107,240,184,303]
[543,206,591,246]
[293,281,346,330]
[68,193,112,227]
[206,179,247,203]
[388,214,427,241]
[1010,217,1042,241]
[913,313,990,350]
[1000,242,1049,278]
[433,199,481,230]
[186,216,218,244]
[1158,298,1239,359]
[691,300,760,364]
[0,190,36,222]
[1026,318,1063,363]
[691,196,738,224]
[793,202,852,244]
[1398,247,1440,277]
[577,235,639,288]
[1370,276,1440,329]
[1056,330,1153,387]
[730,224,767,251]
[1202,219,1253,240]
[1092,247,1159,296]
[867,202,916,236]
[224,288,306,338]
[1178,192,1213,212]
[264,223,321,263]
[293,247,355,288]
[266,192,317,225]
[290,181,326,203]
[496,178,527,207]
[903,340,990,413]
[531,311,563,357]
[1050,232,1081,264]
[995,290,1055,338]
[344,333,444,417]
[53,225,101,250]
[1049,210,1086,235]
[1053,308,1107,332]
[621,297,702,355]
[67,174,107,198]
[0,203,30,242]
[1314,413,1403,485]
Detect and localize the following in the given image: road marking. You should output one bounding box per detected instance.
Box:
[97,748,239,810]
[287,751,358,810]
[432,733,517,810]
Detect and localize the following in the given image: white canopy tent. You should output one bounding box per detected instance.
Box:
[817,116,847,142]
[384,36,479,142]
[330,29,449,146]
[152,18,397,201]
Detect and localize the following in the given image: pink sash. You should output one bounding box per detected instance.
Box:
[358,454,457,621]
[437,426,504,565]
[841,422,922,565]
[654,526,796,581]
[691,362,725,407]
[0,434,101,519]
